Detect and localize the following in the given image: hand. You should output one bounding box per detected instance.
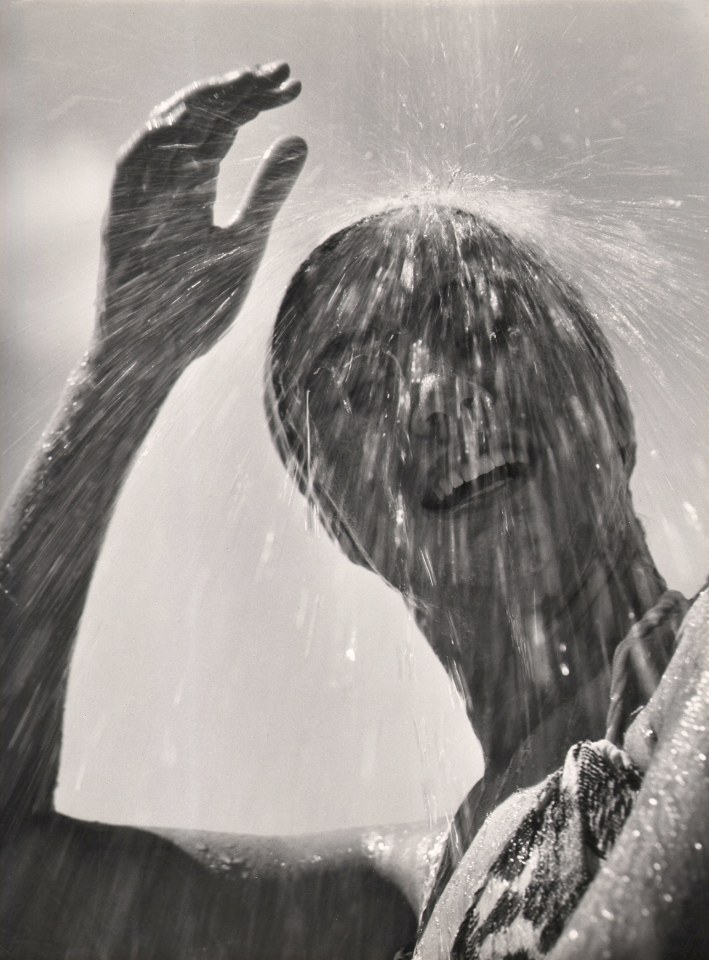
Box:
[96,62,307,378]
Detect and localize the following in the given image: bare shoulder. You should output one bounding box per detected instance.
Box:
[1,813,442,959]
[549,585,709,960]
[155,818,448,915]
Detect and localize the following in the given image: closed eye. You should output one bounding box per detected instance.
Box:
[343,352,400,411]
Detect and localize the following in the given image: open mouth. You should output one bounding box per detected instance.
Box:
[422,458,531,512]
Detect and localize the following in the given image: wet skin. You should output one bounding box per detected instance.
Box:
[0,65,423,960]
[283,252,668,836]
[2,62,697,960]
[296,273,629,625]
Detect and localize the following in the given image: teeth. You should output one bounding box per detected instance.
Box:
[467,454,495,482]
[433,446,530,499]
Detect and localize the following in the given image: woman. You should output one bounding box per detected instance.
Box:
[1,66,707,960]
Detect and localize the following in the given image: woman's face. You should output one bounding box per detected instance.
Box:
[287,236,628,612]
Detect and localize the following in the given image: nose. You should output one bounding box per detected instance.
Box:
[409,370,493,439]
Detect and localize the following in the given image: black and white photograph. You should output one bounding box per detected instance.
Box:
[2,1,708,957]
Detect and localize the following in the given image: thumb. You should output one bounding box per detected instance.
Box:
[227,135,308,249]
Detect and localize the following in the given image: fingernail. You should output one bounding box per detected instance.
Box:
[279,78,302,97]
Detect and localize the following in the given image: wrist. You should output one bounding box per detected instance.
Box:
[86,332,183,404]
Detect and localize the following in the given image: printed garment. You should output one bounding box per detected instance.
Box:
[450,739,641,960]
[410,587,695,960]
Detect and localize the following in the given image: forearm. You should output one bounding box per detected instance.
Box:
[159,824,424,959]
[0,340,178,818]
[2,817,421,960]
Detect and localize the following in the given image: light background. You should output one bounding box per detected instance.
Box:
[2,0,708,835]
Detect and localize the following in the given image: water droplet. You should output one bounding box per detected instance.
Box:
[663,893,673,903]
[560,663,570,677]
[648,797,658,806]
[682,501,700,528]
[601,908,614,920]
[694,842,703,851]
[568,929,579,941]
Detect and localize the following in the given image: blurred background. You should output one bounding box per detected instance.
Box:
[2,0,708,836]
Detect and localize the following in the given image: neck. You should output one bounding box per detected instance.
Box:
[413,513,666,788]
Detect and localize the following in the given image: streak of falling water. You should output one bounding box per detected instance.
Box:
[274,0,709,832]
[4,0,700,916]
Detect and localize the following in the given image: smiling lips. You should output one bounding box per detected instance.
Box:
[423,448,532,512]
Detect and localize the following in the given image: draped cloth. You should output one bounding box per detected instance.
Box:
[450,740,641,960]
[411,587,700,960]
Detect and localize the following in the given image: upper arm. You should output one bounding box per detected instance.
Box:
[549,586,709,959]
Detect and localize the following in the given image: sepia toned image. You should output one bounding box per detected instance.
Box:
[2,1,708,957]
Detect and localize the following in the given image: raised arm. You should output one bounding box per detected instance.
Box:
[0,63,307,820]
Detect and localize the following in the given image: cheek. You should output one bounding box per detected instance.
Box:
[312,414,404,510]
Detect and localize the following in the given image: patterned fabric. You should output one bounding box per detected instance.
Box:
[419,590,693,956]
[414,588,692,960]
[450,740,642,960]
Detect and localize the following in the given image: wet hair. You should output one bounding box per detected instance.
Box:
[264,205,636,556]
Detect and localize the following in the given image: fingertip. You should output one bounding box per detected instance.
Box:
[265,135,309,172]
[232,136,308,234]
[257,60,291,82]
[274,77,302,103]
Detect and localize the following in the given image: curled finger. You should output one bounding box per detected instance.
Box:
[228,135,308,247]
